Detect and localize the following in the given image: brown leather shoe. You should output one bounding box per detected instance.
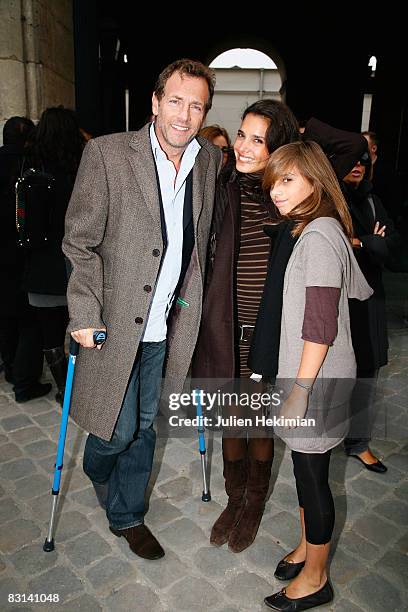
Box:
[110,524,165,560]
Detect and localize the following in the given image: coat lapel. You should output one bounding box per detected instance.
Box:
[192,147,210,233]
[127,126,162,231]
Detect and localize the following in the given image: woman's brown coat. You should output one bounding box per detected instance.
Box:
[193,171,242,379]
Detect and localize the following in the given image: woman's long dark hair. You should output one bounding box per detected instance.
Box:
[238,99,299,203]
[28,107,85,175]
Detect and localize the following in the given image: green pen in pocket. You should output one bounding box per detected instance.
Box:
[177,297,189,308]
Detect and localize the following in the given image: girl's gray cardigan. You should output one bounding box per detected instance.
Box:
[276,217,373,453]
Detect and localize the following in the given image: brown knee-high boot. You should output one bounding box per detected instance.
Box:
[228,456,272,552]
[210,456,248,546]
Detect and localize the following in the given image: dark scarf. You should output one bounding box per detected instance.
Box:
[239,170,266,203]
[247,220,297,380]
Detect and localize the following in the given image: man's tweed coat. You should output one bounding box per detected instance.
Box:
[62,125,220,440]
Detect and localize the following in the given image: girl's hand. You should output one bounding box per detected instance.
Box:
[279,382,310,429]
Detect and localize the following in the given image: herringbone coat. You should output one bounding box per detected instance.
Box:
[62,125,220,440]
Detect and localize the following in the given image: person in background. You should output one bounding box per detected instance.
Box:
[362,131,377,166]
[23,107,85,404]
[362,130,402,225]
[79,127,93,142]
[194,100,299,553]
[342,149,401,472]
[259,141,372,612]
[199,124,231,166]
[63,59,221,561]
[0,116,52,402]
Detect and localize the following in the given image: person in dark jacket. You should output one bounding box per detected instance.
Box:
[193,100,299,553]
[0,116,52,402]
[23,107,85,403]
[342,154,401,472]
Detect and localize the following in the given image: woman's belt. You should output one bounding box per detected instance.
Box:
[239,323,255,343]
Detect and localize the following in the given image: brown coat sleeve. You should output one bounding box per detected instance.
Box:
[62,139,108,332]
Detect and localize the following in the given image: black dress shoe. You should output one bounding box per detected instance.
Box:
[264,580,334,611]
[274,557,305,581]
[15,382,52,403]
[110,524,165,560]
[350,454,387,473]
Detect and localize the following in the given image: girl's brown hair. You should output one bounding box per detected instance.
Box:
[262,140,353,241]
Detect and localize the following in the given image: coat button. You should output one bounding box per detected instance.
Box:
[152,249,160,257]
[144,285,152,292]
[135,317,144,324]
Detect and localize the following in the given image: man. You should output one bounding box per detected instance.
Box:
[362,130,402,224]
[0,117,52,402]
[362,130,378,165]
[62,59,221,560]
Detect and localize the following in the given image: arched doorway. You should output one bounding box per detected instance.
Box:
[205,48,284,142]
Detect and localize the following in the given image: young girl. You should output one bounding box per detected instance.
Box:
[257,141,372,611]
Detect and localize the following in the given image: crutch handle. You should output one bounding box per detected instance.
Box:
[69,330,107,356]
[93,330,107,345]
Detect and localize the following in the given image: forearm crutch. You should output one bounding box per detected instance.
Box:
[43,331,106,552]
[193,389,211,502]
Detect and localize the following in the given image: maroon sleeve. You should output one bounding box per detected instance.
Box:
[302,286,341,345]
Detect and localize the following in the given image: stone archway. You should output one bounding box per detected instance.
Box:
[204,44,287,142]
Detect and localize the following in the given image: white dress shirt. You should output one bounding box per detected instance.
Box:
[142,123,200,342]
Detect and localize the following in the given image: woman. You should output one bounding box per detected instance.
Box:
[23,107,85,403]
[193,100,299,553]
[342,154,400,472]
[199,124,231,166]
[0,117,51,402]
[256,141,372,611]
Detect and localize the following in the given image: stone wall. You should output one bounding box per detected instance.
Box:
[0,0,74,144]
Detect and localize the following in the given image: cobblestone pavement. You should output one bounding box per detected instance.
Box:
[1,274,407,612]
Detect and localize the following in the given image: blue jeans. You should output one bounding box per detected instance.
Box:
[83,340,166,529]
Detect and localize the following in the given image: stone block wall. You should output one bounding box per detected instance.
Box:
[0,0,74,144]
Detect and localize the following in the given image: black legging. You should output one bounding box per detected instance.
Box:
[292,449,334,545]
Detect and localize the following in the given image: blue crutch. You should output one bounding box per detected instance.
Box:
[43,330,107,552]
[193,389,211,502]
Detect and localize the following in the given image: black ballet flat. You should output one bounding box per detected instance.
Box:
[264,580,334,611]
[274,557,305,581]
[350,454,387,473]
